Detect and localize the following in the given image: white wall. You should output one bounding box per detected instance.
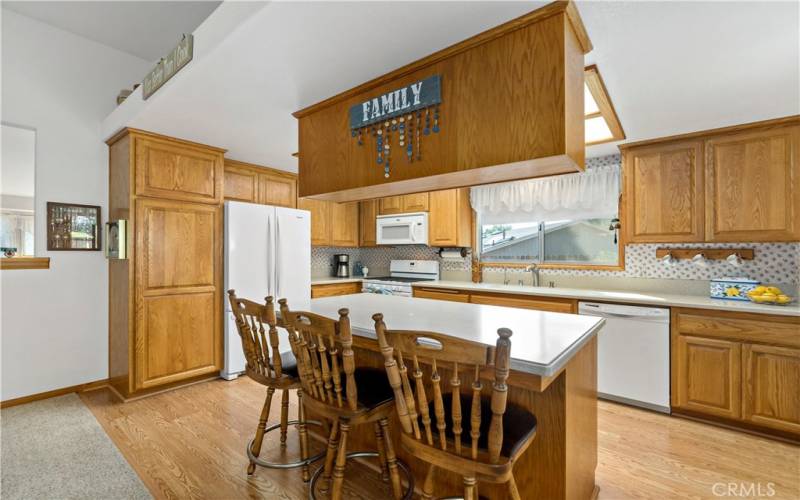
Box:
[0,9,151,400]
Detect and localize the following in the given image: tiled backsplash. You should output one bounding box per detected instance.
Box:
[312,154,799,286]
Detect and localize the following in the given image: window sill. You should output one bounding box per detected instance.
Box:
[479,261,624,272]
[0,257,50,270]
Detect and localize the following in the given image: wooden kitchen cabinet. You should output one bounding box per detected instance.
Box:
[623,140,705,242]
[673,334,741,420]
[224,159,297,208]
[311,282,362,298]
[298,198,359,247]
[330,202,360,247]
[379,193,429,215]
[107,128,225,400]
[469,293,576,314]
[428,188,472,247]
[705,124,799,242]
[134,133,223,204]
[671,307,800,440]
[620,117,800,243]
[359,200,378,247]
[413,287,470,303]
[743,343,800,435]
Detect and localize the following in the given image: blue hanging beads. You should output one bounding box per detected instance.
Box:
[406,113,413,162]
[376,128,383,164]
[424,108,431,135]
[433,105,440,133]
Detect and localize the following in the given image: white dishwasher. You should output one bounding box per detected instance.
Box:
[579,302,670,413]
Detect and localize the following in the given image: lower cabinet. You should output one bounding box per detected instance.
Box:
[671,308,800,439]
[311,282,362,298]
[413,287,576,312]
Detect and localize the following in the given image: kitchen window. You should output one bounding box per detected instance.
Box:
[479,217,620,266]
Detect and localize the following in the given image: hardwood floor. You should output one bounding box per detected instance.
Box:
[81,377,800,500]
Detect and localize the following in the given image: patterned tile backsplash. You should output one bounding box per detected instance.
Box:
[312,154,799,286]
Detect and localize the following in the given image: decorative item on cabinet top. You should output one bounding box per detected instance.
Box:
[143,34,193,100]
[104,220,127,259]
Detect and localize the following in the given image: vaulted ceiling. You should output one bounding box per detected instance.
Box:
[102,1,799,172]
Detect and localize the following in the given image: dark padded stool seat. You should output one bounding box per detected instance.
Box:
[270,350,299,378]
[345,367,394,409]
[429,393,537,458]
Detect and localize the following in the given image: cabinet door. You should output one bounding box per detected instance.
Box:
[429,189,471,247]
[134,198,222,390]
[330,202,359,247]
[743,343,800,434]
[260,172,297,208]
[224,165,259,203]
[705,125,799,241]
[135,136,223,204]
[359,200,378,247]
[379,196,404,215]
[311,282,362,298]
[298,198,331,246]
[402,193,429,212]
[673,335,741,420]
[469,293,575,313]
[624,141,704,242]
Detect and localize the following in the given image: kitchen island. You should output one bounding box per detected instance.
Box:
[308,293,605,499]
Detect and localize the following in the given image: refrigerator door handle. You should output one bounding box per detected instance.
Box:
[275,216,281,298]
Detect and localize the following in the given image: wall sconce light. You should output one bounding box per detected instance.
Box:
[692,252,709,268]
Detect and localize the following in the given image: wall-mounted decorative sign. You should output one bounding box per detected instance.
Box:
[143,34,193,100]
[349,75,442,178]
[46,202,101,251]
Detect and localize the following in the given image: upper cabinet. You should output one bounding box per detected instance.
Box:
[428,189,472,247]
[298,198,359,247]
[359,200,378,247]
[622,117,800,243]
[705,126,799,242]
[624,141,704,242]
[134,133,224,204]
[223,159,297,208]
[378,193,429,215]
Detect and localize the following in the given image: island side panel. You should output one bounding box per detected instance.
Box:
[301,337,598,499]
[566,335,599,500]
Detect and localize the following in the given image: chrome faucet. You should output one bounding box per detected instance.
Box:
[525,264,540,287]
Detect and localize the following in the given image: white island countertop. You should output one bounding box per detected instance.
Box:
[413,280,800,317]
[310,293,604,377]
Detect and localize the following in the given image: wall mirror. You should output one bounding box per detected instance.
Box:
[1,123,36,257]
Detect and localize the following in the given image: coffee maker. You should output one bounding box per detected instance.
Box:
[334,254,350,277]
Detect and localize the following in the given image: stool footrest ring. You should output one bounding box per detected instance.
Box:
[308,451,414,500]
[247,419,325,470]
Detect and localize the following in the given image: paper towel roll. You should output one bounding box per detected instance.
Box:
[439,248,468,260]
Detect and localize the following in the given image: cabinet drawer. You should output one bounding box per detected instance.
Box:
[469,293,575,313]
[311,282,362,298]
[413,288,470,303]
[674,309,800,348]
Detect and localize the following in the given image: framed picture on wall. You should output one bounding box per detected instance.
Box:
[46,202,101,251]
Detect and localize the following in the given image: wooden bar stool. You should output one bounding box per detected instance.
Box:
[279,299,414,500]
[373,314,538,500]
[227,290,324,479]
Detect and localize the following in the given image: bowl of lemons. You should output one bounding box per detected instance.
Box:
[746,286,793,305]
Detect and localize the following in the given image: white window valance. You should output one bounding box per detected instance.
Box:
[470,165,620,224]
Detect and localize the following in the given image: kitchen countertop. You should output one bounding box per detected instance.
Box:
[311,277,364,285]
[310,293,604,377]
[412,280,800,317]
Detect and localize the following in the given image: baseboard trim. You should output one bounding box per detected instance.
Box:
[0,379,109,409]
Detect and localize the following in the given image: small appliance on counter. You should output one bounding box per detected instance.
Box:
[710,277,760,301]
[334,253,350,277]
[362,260,439,296]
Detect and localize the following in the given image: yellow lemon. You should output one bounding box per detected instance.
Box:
[753,286,768,295]
[776,295,792,304]
[760,293,777,303]
[767,286,783,296]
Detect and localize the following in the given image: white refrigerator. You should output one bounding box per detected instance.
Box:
[223,201,311,380]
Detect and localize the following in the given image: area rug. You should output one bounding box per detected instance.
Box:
[1,393,151,499]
